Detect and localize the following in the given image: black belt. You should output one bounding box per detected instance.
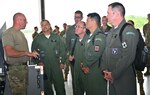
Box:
[8,62,27,66]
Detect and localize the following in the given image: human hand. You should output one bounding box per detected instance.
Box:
[26,51,39,58]
[82,67,90,74]
[103,70,113,82]
[60,64,64,69]
[68,55,74,61]
[38,62,44,67]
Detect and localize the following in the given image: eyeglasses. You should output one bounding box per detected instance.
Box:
[75,25,85,29]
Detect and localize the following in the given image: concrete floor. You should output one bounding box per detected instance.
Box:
[64,70,150,95]
[4,70,150,95]
[139,74,150,95]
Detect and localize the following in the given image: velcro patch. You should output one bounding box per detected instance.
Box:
[126,32,135,35]
[112,48,118,55]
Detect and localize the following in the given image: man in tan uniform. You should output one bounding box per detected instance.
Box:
[143,13,150,76]
[2,12,38,95]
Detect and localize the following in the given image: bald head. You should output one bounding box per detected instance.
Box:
[13,12,27,30]
[77,21,86,28]
[13,13,25,21]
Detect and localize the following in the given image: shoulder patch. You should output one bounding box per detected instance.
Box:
[95,38,102,42]
[126,32,135,35]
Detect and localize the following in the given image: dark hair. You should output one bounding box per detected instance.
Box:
[148,13,150,17]
[102,16,107,18]
[87,12,101,26]
[34,26,38,29]
[128,20,134,26]
[41,19,50,25]
[55,25,59,29]
[63,23,67,26]
[41,19,52,31]
[108,2,125,16]
[75,10,83,18]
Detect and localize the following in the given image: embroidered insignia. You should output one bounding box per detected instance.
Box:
[95,45,100,52]
[126,32,135,35]
[122,42,127,48]
[112,48,118,55]
[95,38,102,42]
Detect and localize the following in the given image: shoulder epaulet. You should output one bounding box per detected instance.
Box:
[119,23,132,42]
[92,31,104,45]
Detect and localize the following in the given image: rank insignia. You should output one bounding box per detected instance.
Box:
[112,48,118,55]
[95,45,100,52]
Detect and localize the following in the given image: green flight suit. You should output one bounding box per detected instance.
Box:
[100,25,112,35]
[31,33,67,95]
[60,29,69,81]
[66,24,76,95]
[60,30,66,37]
[66,24,76,51]
[101,20,138,95]
[83,28,107,95]
[73,34,88,95]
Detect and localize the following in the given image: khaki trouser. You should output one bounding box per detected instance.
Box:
[8,64,27,95]
[146,47,150,67]
[136,70,144,83]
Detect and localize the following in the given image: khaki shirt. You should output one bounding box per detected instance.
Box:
[143,23,150,47]
[2,27,29,64]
